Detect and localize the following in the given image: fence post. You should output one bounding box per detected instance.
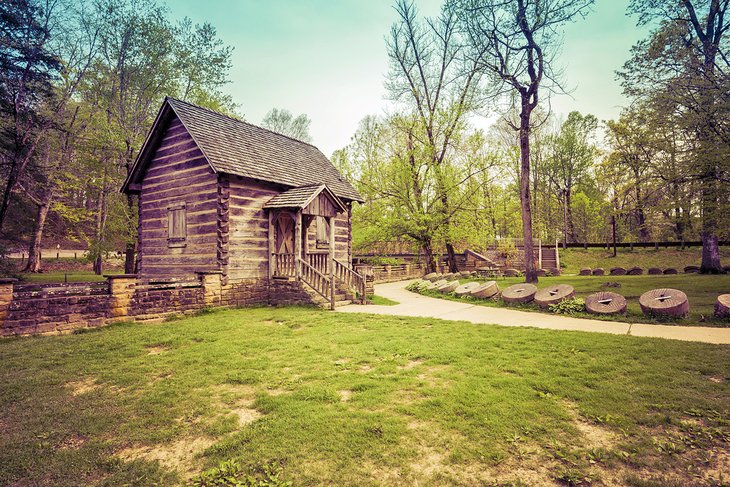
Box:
[106,274,137,320]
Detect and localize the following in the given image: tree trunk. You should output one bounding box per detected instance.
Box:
[422,239,436,273]
[25,195,53,273]
[565,188,576,243]
[519,108,537,283]
[700,172,722,273]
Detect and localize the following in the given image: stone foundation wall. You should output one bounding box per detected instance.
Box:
[0,272,332,337]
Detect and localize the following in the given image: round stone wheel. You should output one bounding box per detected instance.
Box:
[536,268,548,277]
[715,294,730,318]
[592,268,605,276]
[431,279,447,288]
[458,271,472,278]
[454,281,480,296]
[423,272,438,281]
[684,265,700,274]
[470,281,499,299]
[648,268,663,275]
[501,283,537,304]
[442,273,455,280]
[437,280,460,293]
[534,284,575,308]
[503,268,521,277]
[549,267,561,276]
[627,267,643,275]
[610,267,626,276]
[585,291,627,315]
[663,268,678,275]
[579,268,592,276]
[639,288,689,317]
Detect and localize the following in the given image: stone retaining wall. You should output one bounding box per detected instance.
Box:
[0,272,321,337]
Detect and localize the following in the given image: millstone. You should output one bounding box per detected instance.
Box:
[549,267,561,276]
[534,284,575,308]
[430,279,447,289]
[437,280,460,293]
[417,280,433,291]
[579,268,592,276]
[684,265,700,274]
[470,281,499,299]
[501,283,537,304]
[503,268,520,277]
[639,288,689,317]
[663,268,678,275]
[442,273,455,280]
[422,281,438,291]
[715,294,730,318]
[610,267,626,276]
[648,268,663,275]
[423,273,438,281]
[536,268,548,277]
[592,268,605,276]
[585,291,627,315]
[454,281,480,296]
[458,271,472,278]
[627,267,643,275]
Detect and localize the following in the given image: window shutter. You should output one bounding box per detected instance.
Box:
[167,202,186,247]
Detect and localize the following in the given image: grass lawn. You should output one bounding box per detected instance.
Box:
[421,274,730,327]
[14,270,115,284]
[1,307,728,486]
[368,294,399,306]
[559,247,730,275]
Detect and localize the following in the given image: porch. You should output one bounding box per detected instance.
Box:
[264,185,366,309]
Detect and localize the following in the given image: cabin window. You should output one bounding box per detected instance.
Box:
[167,202,186,247]
[315,216,330,249]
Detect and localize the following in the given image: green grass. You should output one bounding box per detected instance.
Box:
[15,270,115,283]
[368,294,399,306]
[0,308,728,486]
[421,274,730,327]
[559,247,730,275]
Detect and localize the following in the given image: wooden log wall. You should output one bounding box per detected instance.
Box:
[138,116,219,278]
[225,176,280,281]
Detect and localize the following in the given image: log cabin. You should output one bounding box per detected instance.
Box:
[122,97,365,308]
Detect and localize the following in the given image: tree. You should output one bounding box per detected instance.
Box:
[546,111,598,246]
[621,0,730,272]
[0,0,62,231]
[386,0,487,272]
[261,108,313,143]
[451,0,594,282]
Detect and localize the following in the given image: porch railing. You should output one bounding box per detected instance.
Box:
[298,258,331,301]
[306,253,328,273]
[273,253,296,277]
[334,258,366,304]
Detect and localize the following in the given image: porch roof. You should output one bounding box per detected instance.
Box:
[263,184,346,213]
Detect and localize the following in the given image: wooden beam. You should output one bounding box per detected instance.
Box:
[295,210,302,279]
[329,215,335,311]
[268,210,275,279]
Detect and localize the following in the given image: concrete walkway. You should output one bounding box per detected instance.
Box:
[337,280,730,345]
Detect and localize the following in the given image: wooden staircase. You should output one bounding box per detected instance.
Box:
[297,257,365,309]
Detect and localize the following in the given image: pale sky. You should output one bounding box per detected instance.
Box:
[166,0,648,156]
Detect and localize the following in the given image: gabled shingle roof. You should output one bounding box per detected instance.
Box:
[264,184,346,212]
[122,97,362,202]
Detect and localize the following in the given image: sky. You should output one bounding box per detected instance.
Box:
[165,0,649,156]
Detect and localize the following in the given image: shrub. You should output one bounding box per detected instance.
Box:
[192,460,291,487]
[548,297,585,315]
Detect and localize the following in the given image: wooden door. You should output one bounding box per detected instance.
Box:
[275,213,295,254]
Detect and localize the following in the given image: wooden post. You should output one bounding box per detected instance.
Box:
[329,216,335,310]
[268,211,275,279]
[295,211,302,279]
[555,239,560,269]
[538,238,542,269]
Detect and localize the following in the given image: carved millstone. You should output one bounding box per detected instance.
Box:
[585,291,627,315]
[534,284,575,309]
[470,281,499,299]
[714,294,730,318]
[501,283,537,304]
[639,288,689,317]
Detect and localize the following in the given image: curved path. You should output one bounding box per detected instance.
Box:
[337,280,730,345]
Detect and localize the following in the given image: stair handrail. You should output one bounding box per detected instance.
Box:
[297,258,331,302]
[333,258,366,304]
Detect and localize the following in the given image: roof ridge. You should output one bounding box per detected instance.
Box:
[165,96,322,150]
